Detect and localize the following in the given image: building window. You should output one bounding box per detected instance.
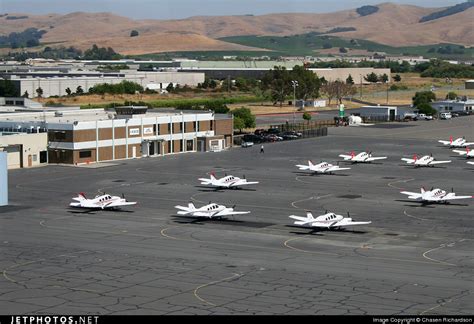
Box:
[210,120,214,131]
[79,150,92,158]
[194,121,198,132]
[186,140,194,151]
[168,123,171,133]
[32,154,37,162]
[167,142,171,153]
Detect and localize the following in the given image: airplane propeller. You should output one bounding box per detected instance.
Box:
[121,193,125,199]
[231,204,236,209]
[430,187,434,191]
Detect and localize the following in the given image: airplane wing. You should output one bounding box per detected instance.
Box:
[339,154,352,160]
[429,160,451,165]
[468,162,474,165]
[464,142,474,146]
[400,191,423,199]
[401,158,415,164]
[69,202,100,209]
[296,164,311,170]
[453,150,467,156]
[326,166,351,172]
[367,156,387,161]
[332,219,372,227]
[438,140,451,145]
[103,201,137,208]
[439,193,473,201]
[229,180,259,187]
[215,209,250,217]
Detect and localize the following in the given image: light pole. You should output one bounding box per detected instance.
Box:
[291,80,298,109]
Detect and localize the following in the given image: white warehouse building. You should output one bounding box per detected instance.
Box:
[7,71,205,98]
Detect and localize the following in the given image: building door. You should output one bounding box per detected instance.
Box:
[28,155,32,167]
[132,146,137,158]
[149,141,155,156]
[186,140,194,152]
[197,140,203,152]
[389,109,395,121]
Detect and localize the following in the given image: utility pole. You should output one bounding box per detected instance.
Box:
[291,80,298,109]
[360,75,363,99]
[386,81,389,104]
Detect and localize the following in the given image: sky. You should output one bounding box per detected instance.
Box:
[0,0,466,19]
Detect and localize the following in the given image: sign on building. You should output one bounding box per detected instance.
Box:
[129,128,140,136]
[143,127,153,135]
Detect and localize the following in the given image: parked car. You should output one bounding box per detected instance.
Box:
[243,134,264,143]
[281,131,300,140]
[254,129,266,136]
[241,141,254,148]
[265,134,283,142]
[440,112,452,120]
[266,128,281,135]
[414,113,433,121]
[284,130,302,137]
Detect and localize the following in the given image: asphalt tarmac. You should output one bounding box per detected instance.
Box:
[0,116,473,315]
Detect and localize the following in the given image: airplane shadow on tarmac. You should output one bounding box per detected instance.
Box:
[292,172,350,177]
[286,225,368,235]
[395,200,469,207]
[68,208,135,215]
[195,186,258,192]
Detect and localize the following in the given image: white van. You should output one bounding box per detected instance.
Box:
[440,112,452,120]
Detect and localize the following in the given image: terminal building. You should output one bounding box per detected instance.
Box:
[430,98,474,113]
[0,106,233,165]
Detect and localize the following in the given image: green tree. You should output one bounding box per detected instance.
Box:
[417,103,437,116]
[393,74,402,82]
[76,86,84,95]
[290,65,321,101]
[262,66,291,107]
[130,30,139,37]
[0,80,19,97]
[303,112,312,123]
[22,90,29,98]
[346,74,354,85]
[204,101,229,114]
[209,79,217,89]
[446,91,457,100]
[166,83,174,93]
[413,91,436,107]
[35,87,43,98]
[65,87,72,96]
[380,73,389,83]
[364,72,379,83]
[233,116,246,133]
[232,107,256,129]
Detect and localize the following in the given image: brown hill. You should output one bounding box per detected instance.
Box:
[0,3,472,54]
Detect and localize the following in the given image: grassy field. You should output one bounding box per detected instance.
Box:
[219,34,474,60]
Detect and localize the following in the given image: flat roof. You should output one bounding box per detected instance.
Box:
[0,108,217,124]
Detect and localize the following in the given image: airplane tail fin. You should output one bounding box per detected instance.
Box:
[77,192,87,200]
[421,187,425,194]
[308,160,314,167]
[188,202,195,211]
[306,212,314,220]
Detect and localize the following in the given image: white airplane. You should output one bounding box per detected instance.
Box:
[453,147,474,158]
[295,160,351,174]
[401,154,451,167]
[69,192,137,210]
[339,151,387,163]
[289,211,371,230]
[174,202,250,219]
[199,173,259,189]
[400,187,473,204]
[438,136,474,148]
[468,162,474,166]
